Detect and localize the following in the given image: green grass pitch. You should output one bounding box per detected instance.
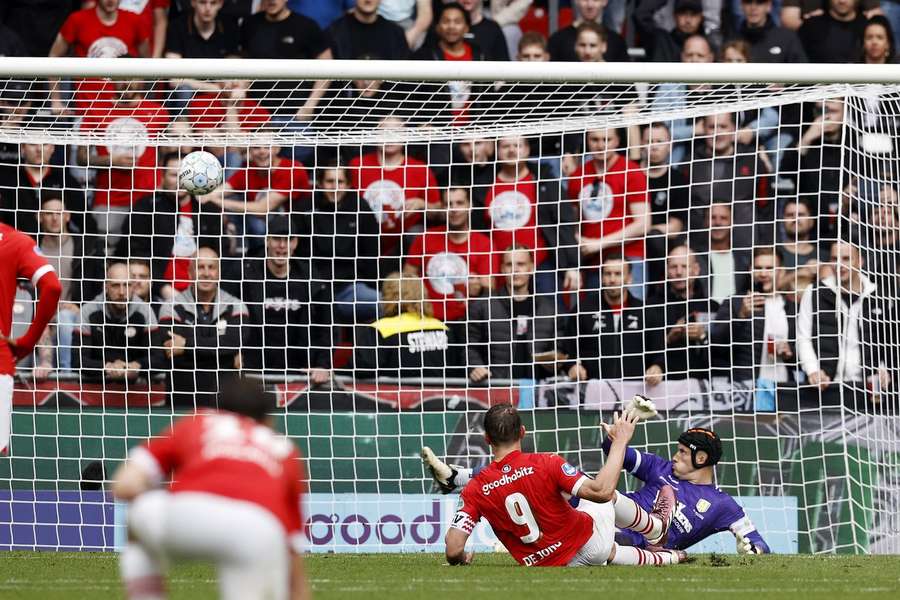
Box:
[1,552,899,599]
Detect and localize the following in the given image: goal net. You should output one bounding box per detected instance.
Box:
[0,59,898,555]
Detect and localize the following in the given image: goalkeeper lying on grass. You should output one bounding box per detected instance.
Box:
[424,396,770,557]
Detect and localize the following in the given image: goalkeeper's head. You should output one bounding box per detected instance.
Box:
[675,428,722,475]
[483,403,525,450]
[218,375,274,424]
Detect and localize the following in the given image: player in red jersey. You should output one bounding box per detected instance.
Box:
[113,377,310,600]
[0,223,62,454]
[445,404,685,567]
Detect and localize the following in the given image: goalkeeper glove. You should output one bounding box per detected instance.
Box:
[624,394,659,421]
[735,535,762,555]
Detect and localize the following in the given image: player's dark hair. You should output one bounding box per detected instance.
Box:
[160,152,181,169]
[483,403,523,445]
[678,428,723,469]
[217,375,274,423]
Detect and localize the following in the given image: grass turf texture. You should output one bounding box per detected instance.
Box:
[1,552,899,599]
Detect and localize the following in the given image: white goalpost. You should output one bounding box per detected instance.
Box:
[0,58,898,555]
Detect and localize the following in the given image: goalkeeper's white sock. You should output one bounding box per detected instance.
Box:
[120,542,166,600]
[613,492,663,541]
[609,544,680,566]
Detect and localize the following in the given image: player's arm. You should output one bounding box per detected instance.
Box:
[576,412,638,503]
[5,245,63,360]
[446,489,478,565]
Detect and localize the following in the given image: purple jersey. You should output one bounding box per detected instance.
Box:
[602,439,770,552]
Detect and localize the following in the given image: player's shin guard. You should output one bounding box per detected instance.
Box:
[120,543,166,600]
[608,544,684,566]
[613,492,664,542]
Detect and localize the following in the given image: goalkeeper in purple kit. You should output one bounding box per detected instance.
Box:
[602,427,770,554]
[424,422,769,555]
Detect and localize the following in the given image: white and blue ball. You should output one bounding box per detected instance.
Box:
[178,150,223,195]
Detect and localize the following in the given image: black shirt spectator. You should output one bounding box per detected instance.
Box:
[563,256,660,381]
[548,0,629,61]
[0,142,87,237]
[0,23,27,57]
[242,218,332,374]
[329,0,410,59]
[158,248,248,408]
[72,263,160,382]
[736,9,808,63]
[645,245,717,381]
[468,13,510,61]
[798,0,867,62]
[165,7,240,58]
[467,247,557,382]
[240,1,331,113]
[635,0,705,63]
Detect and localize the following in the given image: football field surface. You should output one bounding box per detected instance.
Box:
[2,552,900,599]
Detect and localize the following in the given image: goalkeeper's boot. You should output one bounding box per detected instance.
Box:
[647,485,676,546]
[421,446,460,494]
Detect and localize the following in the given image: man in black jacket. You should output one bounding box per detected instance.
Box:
[548,0,630,62]
[645,245,717,383]
[117,153,225,301]
[467,246,558,383]
[158,246,248,407]
[635,0,706,62]
[734,0,808,62]
[564,253,661,381]
[329,0,410,59]
[710,248,797,383]
[301,163,381,323]
[73,262,161,383]
[242,215,332,381]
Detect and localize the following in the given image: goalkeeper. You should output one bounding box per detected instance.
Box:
[423,399,770,555]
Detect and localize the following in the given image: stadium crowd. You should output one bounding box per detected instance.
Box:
[0,0,899,410]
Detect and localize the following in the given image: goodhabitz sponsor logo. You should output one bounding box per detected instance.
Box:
[304,494,455,551]
[481,467,535,495]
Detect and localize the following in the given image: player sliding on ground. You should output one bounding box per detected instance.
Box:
[112,377,310,600]
[426,398,770,556]
[443,403,685,567]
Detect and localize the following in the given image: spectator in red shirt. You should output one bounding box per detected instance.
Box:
[201,143,311,252]
[77,80,169,252]
[480,135,581,296]
[568,127,651,296]
[404,187,495,322]
[404,186,495,373]
[48,0,151,115]
[349,117,440,261]
[83,0,169,57]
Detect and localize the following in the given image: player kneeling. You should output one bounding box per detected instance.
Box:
[112,377,310,600]
[444,403,685,567]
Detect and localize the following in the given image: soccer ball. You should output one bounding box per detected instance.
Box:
[178,150,223,196]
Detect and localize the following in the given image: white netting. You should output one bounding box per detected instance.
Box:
[1,62,899,555]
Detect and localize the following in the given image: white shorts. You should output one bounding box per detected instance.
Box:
[128,490,290,600]
[567,500,616,567]
[0,374,13,454]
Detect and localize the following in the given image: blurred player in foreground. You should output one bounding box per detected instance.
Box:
[0,222,62,454]
[426,397,770,556]
[443,403,685,567]
[112,377,310,600]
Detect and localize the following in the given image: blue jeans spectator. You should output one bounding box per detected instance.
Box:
[55,309,79,373]
[334,282,381,323]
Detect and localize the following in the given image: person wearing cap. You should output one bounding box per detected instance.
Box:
[241,215,332,384]
[426,422,771,555]
[636,0,709,63]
